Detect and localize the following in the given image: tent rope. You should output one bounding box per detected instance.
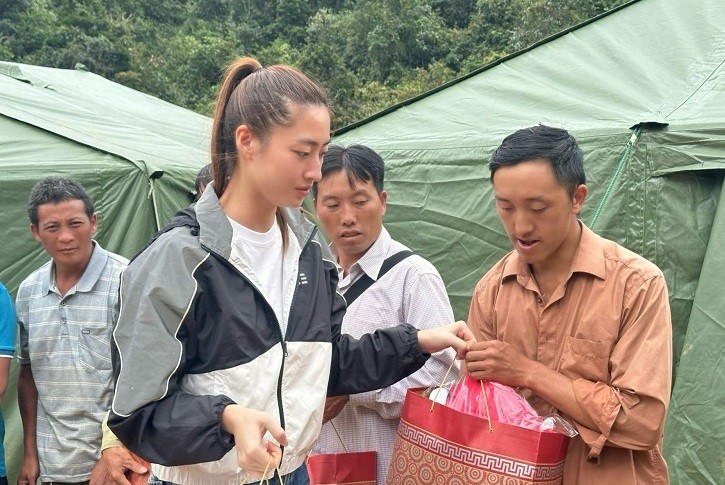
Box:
[147,178,162,230]
[589,125,642,228]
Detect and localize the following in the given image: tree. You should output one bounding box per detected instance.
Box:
[0,0,629,128]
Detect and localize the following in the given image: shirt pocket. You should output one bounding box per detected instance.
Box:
[77,325,113,372]
[558,335,612,382]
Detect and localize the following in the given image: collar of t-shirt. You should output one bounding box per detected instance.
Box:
[227,216,286,330]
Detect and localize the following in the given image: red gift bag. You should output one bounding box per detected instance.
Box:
[386,389,570,485]
[307,451,377,485]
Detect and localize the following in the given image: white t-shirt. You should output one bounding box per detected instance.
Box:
[227,217,286,334]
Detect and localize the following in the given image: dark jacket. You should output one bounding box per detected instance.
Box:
[108,187,428,484]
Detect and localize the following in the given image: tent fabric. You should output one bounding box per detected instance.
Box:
[1,0,723,481]
[332,0,725,483]
[0,61,211,482]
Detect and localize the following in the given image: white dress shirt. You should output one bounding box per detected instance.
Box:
[313,227,456,483]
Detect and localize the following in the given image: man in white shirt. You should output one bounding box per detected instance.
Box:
[312,144,456,483]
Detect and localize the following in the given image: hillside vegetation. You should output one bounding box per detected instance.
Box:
[1,0,627,128]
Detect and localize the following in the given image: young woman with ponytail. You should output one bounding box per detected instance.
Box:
[108,57,474,485]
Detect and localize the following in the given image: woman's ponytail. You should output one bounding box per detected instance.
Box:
[209,56,330,250]
[210,57,262,196]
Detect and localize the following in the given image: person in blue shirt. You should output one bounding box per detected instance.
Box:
[0,282,16,485]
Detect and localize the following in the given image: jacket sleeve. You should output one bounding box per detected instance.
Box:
[322,254,430,396]
[108,240,235,466]
[349,271,457,418]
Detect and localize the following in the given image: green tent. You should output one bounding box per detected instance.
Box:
[2,0,724,481]
[333,0,725,483]
[0,61,211,482]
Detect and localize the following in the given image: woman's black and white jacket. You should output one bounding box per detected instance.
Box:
[108,187,428,485]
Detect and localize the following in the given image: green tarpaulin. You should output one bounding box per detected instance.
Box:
[0,61,210,482]
[333,0,725,483]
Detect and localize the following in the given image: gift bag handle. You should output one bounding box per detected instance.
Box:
[430,359,493,432]
[260,458,284,485]
[330,421,349,452]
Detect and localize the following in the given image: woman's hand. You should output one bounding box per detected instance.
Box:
[417,321,476,359]
[221,405,288,477]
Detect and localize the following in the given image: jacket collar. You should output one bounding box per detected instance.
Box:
[194,182,317,258]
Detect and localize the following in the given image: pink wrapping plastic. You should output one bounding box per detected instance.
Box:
[445,375,577,436]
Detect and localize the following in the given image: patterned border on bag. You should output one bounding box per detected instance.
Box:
[314,482,375,485]
[398,421,565,481]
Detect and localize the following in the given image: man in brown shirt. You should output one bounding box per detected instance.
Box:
[466,125,672,484]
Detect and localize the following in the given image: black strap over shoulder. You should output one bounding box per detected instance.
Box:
[343,250,414,306]
[130,207,199,262]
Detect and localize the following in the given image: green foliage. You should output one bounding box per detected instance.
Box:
[0,0,629,128]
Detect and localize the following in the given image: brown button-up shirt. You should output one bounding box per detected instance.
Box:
[468,223,672,484]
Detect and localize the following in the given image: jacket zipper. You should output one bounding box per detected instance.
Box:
[275,225,318,432]
[202,224,318,470]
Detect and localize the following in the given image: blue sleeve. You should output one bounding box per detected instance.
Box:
[0,283,15,358]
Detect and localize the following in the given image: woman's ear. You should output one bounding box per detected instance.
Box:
[235,125,256,156]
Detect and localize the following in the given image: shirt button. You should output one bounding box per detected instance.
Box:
[537,297,543,304]
[60,300,66,306]
[61,317,67,324]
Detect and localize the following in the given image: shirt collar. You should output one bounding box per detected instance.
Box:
[331,226,392,281]
[501,222,606,281]
[44,241,108,295]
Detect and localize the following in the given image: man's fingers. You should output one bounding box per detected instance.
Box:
[465,349,487,362]
[467,340,487,352]
[18,471,40,485]
[111,473,133,485]
[126,461,148,475]
[126,453,149,474]
[466,355,490,380]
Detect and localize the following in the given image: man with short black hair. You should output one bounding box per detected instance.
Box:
[16,177,144,485]
[465,125,672,484]
[311,145,457,483]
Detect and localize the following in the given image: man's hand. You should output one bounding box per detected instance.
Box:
[322,395,349,423]
[89,446,149,485]
[418,321,476,359]
[465,340,532,387]
[16,455,40,485]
